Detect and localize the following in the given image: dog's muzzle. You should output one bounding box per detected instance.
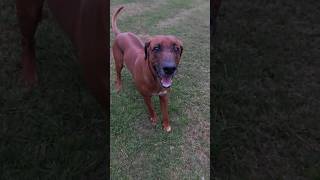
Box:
[154,62,177,88]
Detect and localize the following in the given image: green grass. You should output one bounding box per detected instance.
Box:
[110,0,210,179]
[213,0,320,179]
[0,1,106,179]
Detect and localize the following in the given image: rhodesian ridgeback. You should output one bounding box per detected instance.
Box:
[16,0,107,112]
[112,7,183,132]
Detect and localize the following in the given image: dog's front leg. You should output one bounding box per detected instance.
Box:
[143,96,157,126]
[159,94,171,132]
[16,0,45,87]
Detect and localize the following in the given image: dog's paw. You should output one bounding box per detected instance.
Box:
[20,70,38,88]
[150,117,157,127]
[115,81,122,93]
[163,125,171,133]
[115,86,121,93]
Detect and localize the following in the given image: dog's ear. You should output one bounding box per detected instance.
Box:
[180,45,183,57]
[175,37,183,57]
[144,41,150,60]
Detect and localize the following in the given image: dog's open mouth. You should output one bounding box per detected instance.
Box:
[154,65,175,88]
[160,76,173,88]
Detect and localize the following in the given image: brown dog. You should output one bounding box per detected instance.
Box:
[16,0,107,112]
[111,7,183,132]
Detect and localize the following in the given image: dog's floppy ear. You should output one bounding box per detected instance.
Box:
[144,41,150,60]
[180,45,183,57]
[177,39,183,57]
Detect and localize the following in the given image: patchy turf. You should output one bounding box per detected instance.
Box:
[110,0,167,20]
[110,0,210,179]
[213,0,320,179]
[0,1,106,179]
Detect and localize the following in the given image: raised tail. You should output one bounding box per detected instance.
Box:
[112,6,124,36]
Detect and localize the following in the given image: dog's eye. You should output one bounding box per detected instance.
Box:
[173,46,180,52]
[153,45,161,52]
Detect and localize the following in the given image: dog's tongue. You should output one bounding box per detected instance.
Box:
[161,77,172,88]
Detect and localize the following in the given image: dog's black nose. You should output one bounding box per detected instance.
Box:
[163,66,176,75]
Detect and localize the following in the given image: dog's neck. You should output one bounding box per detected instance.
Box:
[146,58,157,81]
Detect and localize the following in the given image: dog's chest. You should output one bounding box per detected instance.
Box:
[152,89,168,96]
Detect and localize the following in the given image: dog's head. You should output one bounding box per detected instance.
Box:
[144,35,183,88]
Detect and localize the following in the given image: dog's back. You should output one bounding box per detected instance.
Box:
[112,7,145,75]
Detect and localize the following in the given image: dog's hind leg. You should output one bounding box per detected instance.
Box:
[16,0,44,87]
[112,42,124,93]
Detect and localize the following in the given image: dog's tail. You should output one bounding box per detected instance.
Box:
[112,6,124,36]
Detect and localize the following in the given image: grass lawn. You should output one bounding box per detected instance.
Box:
[0,1,106,179]
[213,0,320,179]
[110,0,210,179]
